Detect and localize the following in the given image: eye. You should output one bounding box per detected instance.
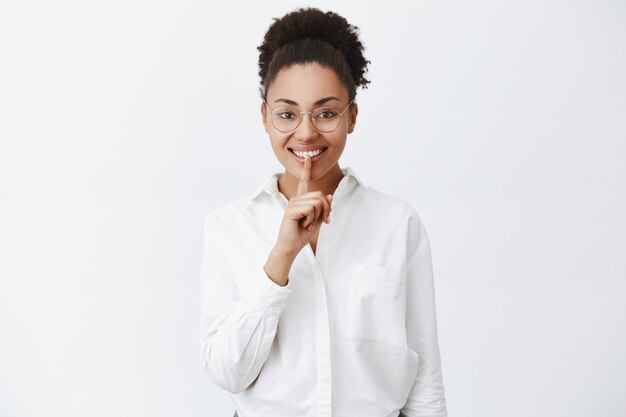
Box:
[274,111,294,119]
[316,108,339,119]
[272,108,297,119]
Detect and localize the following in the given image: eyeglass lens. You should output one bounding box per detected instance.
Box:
[269,103,351,133]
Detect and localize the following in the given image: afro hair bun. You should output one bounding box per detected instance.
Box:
[258,7,370,96]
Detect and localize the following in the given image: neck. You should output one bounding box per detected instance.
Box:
[278,163,344,200]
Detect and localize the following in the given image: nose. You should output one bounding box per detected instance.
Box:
[293,113,318,141]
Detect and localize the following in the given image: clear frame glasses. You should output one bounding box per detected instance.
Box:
[264,99,354,133]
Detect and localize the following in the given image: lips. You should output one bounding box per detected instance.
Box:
[288,147,328,162]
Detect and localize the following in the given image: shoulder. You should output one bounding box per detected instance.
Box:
[203,196,256,227]
[203,170,283,227]
[357,184,429,252]
[357,183,425,224]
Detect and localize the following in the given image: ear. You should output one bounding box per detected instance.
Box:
[260,102,270,133]
[347,102,358,134]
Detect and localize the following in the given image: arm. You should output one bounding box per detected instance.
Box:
[400,216,448,417]
[199,214,292,394]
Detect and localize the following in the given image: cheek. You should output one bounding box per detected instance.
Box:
[328,134,347,148]
[269,134,289,151]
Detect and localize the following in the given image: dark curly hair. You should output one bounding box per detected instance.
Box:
[257,7,370,101]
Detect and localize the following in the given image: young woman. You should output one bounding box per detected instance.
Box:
[200,7,448,417]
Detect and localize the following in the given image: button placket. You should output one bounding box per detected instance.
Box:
[305,228,333,417]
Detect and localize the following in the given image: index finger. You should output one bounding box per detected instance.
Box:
[296,155,311,196]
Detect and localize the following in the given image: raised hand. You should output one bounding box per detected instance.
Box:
[274,155,333,256]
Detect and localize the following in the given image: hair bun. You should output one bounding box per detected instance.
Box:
[258,7,370,92]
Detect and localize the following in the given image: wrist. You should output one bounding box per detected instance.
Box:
[271,244,299,260]
[264,246,297,287]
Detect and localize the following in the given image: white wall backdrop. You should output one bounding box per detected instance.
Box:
[1,0,624,416]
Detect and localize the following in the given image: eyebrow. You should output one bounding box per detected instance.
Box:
[273,96,341,106]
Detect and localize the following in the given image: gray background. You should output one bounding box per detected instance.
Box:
[1,0,625,416]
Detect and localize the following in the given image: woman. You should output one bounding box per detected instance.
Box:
[200,7,448,417]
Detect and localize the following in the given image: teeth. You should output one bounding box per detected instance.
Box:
[293,148,324,157]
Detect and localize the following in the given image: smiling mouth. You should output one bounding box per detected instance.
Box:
[288,147,328,158]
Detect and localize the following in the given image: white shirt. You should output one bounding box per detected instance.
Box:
[199,166,448,417]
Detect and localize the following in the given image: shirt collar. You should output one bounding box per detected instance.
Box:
[247,166,363,201]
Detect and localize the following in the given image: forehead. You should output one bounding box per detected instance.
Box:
[267,62,349,106]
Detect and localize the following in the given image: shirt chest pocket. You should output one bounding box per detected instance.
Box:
[346,264,406,348]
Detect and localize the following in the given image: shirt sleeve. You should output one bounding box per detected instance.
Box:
[199,213,292,394]
[400,214,448,417]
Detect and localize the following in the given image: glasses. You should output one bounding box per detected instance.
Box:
[264,99,354,133]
